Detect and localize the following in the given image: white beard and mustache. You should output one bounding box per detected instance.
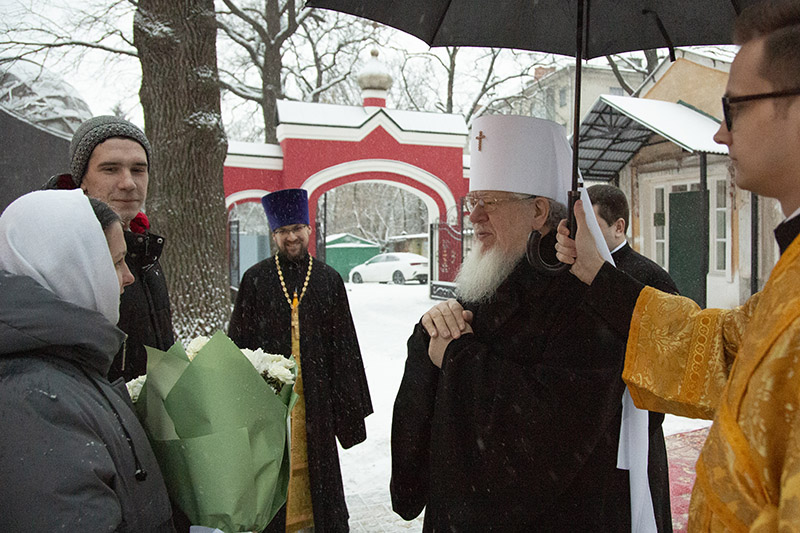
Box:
[455,243,524,304]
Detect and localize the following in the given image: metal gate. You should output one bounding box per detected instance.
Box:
[429,221,465,300]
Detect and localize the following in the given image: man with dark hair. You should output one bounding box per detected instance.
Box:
[44,115,174,384]
[557,1,800,528]
[588,184,678,295]
[229,188,372,532]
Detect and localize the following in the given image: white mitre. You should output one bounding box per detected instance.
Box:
[469,115,572,207]
[468,114,611,264]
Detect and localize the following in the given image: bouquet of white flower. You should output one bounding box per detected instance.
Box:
[128,331,297,533]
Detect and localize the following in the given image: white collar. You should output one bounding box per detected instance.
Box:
[784,206,800,224]
[610,241,627,255]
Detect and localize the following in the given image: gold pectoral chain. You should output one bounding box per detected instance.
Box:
[276,254,313,309]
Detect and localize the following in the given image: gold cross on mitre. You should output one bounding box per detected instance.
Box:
[475,130,486,151]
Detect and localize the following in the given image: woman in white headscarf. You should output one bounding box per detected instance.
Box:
[0,189,175,532]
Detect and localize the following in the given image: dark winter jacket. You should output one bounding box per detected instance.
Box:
[229,253,373,532]
[42,173,175,382]
[0,270,175,532]
[111,227,174,382]
[391,258,632,532]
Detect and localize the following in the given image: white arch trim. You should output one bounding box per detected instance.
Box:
[225,189,271,208]
[302,159,457,224]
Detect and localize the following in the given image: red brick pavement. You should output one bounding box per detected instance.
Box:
[666,427,711,533]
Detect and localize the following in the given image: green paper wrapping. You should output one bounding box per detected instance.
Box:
[141,331,296,532]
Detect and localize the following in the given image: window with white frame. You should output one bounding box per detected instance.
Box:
[712,179,729,272]
[654,187,666,268]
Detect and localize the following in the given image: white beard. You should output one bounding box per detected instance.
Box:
[455,243,523,304]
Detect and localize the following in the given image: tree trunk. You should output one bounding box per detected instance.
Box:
[134,0,230,341]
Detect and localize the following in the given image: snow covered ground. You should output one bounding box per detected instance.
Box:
[338,282,712,505]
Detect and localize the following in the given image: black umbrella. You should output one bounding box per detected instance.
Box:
[305,0,761,271]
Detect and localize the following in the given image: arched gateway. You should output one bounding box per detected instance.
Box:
[223,51,470,298]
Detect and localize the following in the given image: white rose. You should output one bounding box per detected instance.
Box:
[268,363,295,386]
[126,374,147,403]
[185,335,210,361]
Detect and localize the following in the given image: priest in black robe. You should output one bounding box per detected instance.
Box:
[391,116,658,531]
[229,188,372,532]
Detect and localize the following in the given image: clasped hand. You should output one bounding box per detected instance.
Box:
[420,299,474,368]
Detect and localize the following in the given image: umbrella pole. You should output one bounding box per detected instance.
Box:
[567,0,587,232]
[526,0,586,274]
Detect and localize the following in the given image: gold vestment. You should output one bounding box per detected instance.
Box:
[623,237,800,531]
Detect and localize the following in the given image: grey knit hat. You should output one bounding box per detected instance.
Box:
[69,115,152,186]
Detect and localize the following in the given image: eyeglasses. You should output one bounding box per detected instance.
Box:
[274,224,309,236]
[464,194,536,213]
[722,88,800,131]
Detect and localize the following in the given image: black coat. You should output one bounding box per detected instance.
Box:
[612,242,678,533]
[109,229,174,383]
[0,271,174,532]
[229,254,373,532]
[391,259,632,532]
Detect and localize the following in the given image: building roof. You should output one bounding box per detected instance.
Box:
[326,232,379,246]
[387,233,428,241]
[578,94,727,181]
[0,60,92,138]
[277,99,467,136]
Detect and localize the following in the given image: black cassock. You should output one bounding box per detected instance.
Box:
[612,242,678,533]
[392,258,648,532]
[229,253,372,532]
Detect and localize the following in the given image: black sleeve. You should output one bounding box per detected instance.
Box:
[649,268,680,295]
[228,269,257,349]
[390,322,439,520]
[585,261,646,339]
[327,272,373,449]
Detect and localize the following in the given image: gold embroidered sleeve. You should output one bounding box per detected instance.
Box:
[622,288,760,419]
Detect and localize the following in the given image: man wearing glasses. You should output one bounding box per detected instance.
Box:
[390,116,657,531]
[556,0,800,529]
[229,188,372,532]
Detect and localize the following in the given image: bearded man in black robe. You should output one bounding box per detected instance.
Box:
[391,116,668,532]
[229,188,372,533]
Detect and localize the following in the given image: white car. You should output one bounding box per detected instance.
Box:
[349,252,429,284]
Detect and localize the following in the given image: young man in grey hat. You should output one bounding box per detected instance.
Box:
[44,115,174,384]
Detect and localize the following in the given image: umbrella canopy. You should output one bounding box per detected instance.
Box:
[305,0,761,58]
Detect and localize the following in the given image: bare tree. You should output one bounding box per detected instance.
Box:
[605,49,660,94]
[134,0,230,340]
[284,14,381,104]
[325,183,427,248]
[215,1,381,142]
[0,1,140,113]
[393,46,553,127]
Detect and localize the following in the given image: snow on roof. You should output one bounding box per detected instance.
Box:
[680,45,738,64]
[326,232,379,246]
[326,242,380,248]
[387,233,428,241]
[598,95,726,155]
[0,59,92,138]
[227,140,283,158]
[277,99,467,136]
